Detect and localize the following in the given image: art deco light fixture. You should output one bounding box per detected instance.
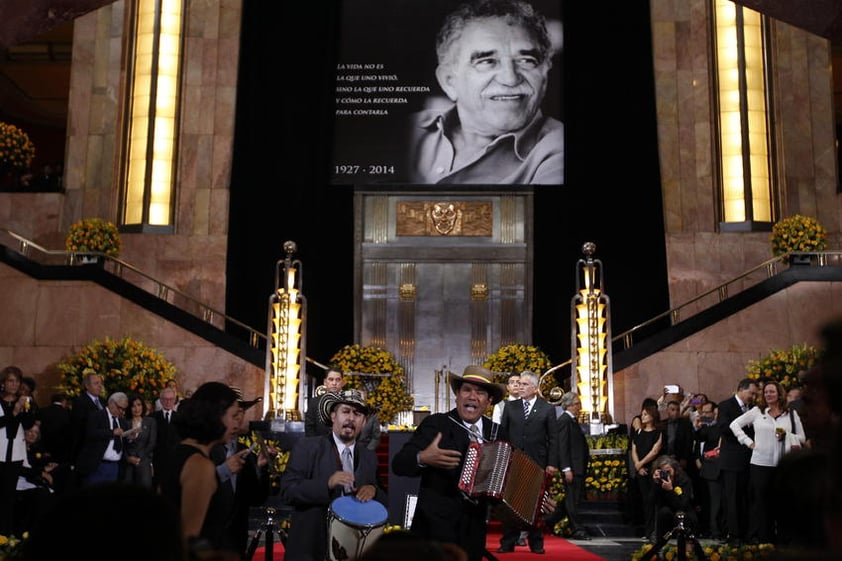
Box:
[264,241,307,423]
[120,0,184,231]
[713,0,774,228]
[571,242,614,433]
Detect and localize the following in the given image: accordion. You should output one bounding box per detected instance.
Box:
[458,440,548,529]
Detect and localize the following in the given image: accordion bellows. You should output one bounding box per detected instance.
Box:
[458,440,548,529]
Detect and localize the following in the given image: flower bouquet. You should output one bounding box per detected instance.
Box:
[65,217,123,258]
[0,121,36,171]
[56,336,176,399]
[745,342,818,393]
[770,214,827,260]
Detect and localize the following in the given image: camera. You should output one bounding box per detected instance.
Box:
[699,415,713,425]
[655,469,670,484]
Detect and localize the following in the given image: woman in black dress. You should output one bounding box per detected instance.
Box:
[631,401,664,542]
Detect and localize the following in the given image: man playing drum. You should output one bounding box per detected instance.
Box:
[281,389,387,561]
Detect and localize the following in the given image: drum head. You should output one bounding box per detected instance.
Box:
[331,496,388,527]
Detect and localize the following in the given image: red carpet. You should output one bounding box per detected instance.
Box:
[253,529,606,561]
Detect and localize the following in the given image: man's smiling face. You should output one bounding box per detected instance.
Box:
[437,17,550,137]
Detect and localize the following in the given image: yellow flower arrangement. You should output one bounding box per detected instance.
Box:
[770,214,827,257]
[630,541,775,561]
[745,342,818,393]
[0,121,36,171]
[0,532,25,560]
[65,217,123,257]
[328,344,414,424]
[238,431,290,493]
[56,336,176,399]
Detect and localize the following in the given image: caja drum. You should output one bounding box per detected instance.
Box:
[326,496,388,561]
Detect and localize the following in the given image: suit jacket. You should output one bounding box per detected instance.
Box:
[304,395,331,437]
[123,416,157,487]
[152,408,181,489]
[281,433,386,561]
[557,411,588,476]
[716,396,753,471]
[211,439,272,556]
[69,392,107,464]
[500,397,559,469]
[75,409,128,476]
[392,409,502,561]
[663,416,695,466]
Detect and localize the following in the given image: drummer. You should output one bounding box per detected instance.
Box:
[391,366,508,561]
[280,389,387,561]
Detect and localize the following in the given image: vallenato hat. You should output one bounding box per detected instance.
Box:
[229,386,263,411]
[449,365,507,405]
[319,389,371,426]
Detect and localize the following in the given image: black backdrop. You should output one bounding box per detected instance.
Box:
[226,1,668,377]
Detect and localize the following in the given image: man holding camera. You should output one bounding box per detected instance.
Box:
[650,455,698,540]
[693,401,723,539]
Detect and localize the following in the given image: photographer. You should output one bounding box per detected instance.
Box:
[650,455,698,541]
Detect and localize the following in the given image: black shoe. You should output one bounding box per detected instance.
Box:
[530,548,545,554]
[516,538,526,546]
[571,531,591,541]
[496,547,515,553]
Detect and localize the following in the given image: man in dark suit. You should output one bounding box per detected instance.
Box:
[152,387,181,494]
[557,391,591,541]
[304,368,345,437]
[37,393,72,464]
[74,392,130,485]
[716,377,758,545]
[392,366,508,561]
[497,370,559,554]
[662,399,695,471]
[69,370,107,487]
[281,389,386,561]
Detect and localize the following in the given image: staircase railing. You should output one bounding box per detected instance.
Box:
[0,228,267,350]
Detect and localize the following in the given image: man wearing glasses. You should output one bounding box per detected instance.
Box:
[74,392,130,485]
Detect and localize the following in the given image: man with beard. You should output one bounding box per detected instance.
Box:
[280,389,387,561]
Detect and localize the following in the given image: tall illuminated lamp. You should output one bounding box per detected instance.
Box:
[264,241,307,430]
[571,242,614,435]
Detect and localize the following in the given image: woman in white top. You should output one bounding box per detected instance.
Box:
[730,380,805,543]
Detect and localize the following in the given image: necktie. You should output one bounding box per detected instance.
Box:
[94,397,103,410]
[341,446,354,493]
[112,416,123,453]
[165,410,171,423]
[741,403,748,413]
[523,399,531,418]
[469,423,480,442]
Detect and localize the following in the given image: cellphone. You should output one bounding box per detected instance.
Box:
[664,384,680,394]
[690,397,702,405]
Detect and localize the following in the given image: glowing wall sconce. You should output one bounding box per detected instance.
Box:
[571,242,614,433]
[120,0,184,231]
[264,241,307,425]
[713,0,774,228]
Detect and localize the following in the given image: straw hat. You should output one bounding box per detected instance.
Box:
[449,365,506,405]
[318,389,371,426]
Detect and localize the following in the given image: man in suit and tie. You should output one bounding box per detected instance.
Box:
[556,391,591,541]
[716,377,758,545]
[69,370,107,487]
[153,387,181,494]
[497,370,559,554]
[392,365,509,561]
[74,392,130,485]
[281,389,386,561]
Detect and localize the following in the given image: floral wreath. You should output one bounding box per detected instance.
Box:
[328,344,414,424]
[65,217,123,257]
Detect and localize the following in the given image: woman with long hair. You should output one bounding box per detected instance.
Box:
[631,401,664,543]
[730,379,805,543]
